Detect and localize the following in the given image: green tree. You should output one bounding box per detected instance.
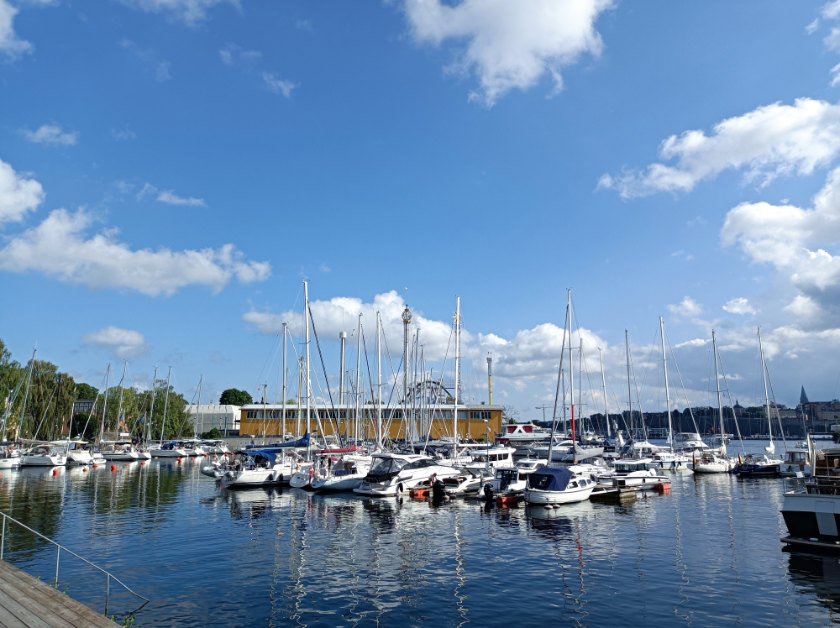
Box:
[74,382,98,400]
[219,388,253,406]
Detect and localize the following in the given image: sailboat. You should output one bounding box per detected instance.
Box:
[0,349,35,469]
[650,317,693,472]
[732,327,784,477]
[525,290,598,507]
[690,330,735,473]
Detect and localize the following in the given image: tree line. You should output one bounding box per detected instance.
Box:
[1,339,191,442]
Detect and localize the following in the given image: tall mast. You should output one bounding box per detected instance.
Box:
[599,347,611,439]
[660,317,674,452]
[758,327,774,453]
[116,362,127,435]
[282,322,287,437]
[376,311,383,449]
[402,306,412,444]
[160,367,171,442]
[147,367,157,442]
[195,375,203,438]
[453,297,461,461]
[304,281,311,443]
[625,330,632,439]
[712,330,726,457]
[355,313,362,443]
[567,290,575,443]
[98,363,110,444]
[18,349,37,440]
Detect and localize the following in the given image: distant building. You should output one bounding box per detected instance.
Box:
[73,399,95,414]
[185,404,241,435]
[239,403,503,441]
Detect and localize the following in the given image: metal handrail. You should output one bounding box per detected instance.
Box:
[0,510,149,617]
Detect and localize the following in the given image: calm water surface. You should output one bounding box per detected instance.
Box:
[0,443,837,626]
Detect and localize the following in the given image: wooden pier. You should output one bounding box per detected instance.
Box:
[0,560,117,627]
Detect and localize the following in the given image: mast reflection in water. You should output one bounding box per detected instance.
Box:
[0,453,835,626]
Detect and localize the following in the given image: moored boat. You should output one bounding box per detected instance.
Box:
[781,446,840,550]
[524,467,596,507]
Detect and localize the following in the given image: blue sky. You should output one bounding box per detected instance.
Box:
[3,0,840,421]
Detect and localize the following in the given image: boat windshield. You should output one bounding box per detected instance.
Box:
[369,457,405,475]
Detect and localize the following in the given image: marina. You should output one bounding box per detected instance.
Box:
[0,440,835,626]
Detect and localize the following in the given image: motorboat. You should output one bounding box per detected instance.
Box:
[218,450,295,488]
[57,440,96,465]
[731,453,783,478]
[672,432,710,453]
[524,467,596,506]
[601,458,669,489]
[689,451,734,474]
[651,449,694,471]
[310,448,372,493]
[20,443,67,467]
[150,441,188,458]
[0,446,21,470]
[781,446,840,550]
[437,467,492,497]
[100,441,140,461]
[353,452,460,497]
[780,446,812,477]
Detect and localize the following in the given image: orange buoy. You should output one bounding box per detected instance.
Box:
[124,463,130,467]
[177,458,182,465]
[110,465,116,472]
[140,461,145,466]
[82,468,87,473]
[53,469,58,476]
[92,464,98,469]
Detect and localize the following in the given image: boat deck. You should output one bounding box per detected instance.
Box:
[0,560,117,627]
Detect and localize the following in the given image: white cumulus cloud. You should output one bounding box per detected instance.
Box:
[263,72,297,98]
[82,326,149,358]
[403,0,614,106]
[114,0,236,25]
[722,166,840,322]
[0,208,271,296]
[22,124,78,146]
[0,158,44,224]
[599,99,840,198]
[668,296,702,319]
[722,297,756,316]
[0,0,32,59]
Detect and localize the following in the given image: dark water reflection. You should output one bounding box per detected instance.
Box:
[0,454,836,625]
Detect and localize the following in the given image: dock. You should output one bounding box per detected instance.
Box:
[0,560,117,627]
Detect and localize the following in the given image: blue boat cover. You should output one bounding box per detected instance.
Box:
[528,467,573,491]
[245,449,277,464]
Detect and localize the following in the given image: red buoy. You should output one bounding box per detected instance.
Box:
[111,465,116,472]
[82,468,87,473]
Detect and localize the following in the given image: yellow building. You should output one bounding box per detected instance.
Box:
[239,403,504,442]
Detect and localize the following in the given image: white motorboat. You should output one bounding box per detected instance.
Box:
[465,445,517,472]
[690,451,734,473]
[781,445,840,549]
[100,441,140,461]
[437,467,492,497]
[21,444,67,467]
[311,448,372,493]
[601,458,669,488]
[354,452,460,497]
[524,467,596,506]
[0,447,21,470]
[150,441,188,458]
[672,432,710,453]
[780,446,812,477]
[57,440,95,465]
[651,449,694,471]
[218,451,295,488]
